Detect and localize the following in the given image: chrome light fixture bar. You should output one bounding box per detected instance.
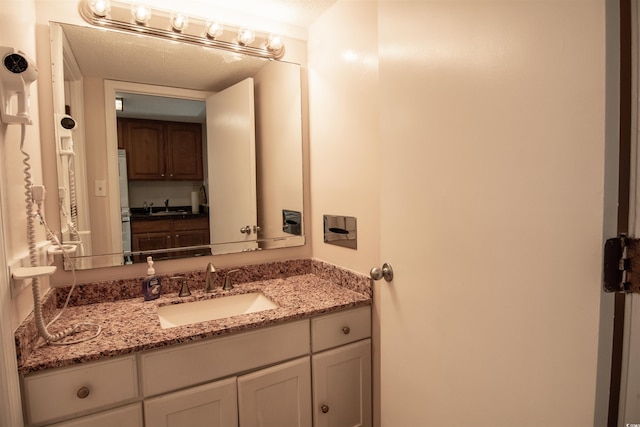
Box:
[79,0,285,59]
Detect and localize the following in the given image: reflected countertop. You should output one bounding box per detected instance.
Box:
[129,206,208,220]
[15,259,372,375]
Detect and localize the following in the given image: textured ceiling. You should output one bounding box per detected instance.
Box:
[172,0,336,28]
[60,1,335,118]
[62,23,271,92]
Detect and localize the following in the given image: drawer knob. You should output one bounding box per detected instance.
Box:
[76,386,90,399]
[342,326,351,335]
[321,404,330,414]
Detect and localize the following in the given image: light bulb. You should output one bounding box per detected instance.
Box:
[206,22,224,39]
[131,4,151,24]
[89,0,110,17]
[266,34,283,53]
[170,13,188,32]
[237,28,255,46]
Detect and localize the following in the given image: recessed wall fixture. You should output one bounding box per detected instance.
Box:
[80,0,286,59]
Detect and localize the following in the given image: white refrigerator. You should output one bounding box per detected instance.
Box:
[118,150,132,264]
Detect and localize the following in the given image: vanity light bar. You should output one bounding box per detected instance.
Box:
[79,0,285,59]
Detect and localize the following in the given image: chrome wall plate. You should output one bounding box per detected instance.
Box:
[323,215,357,250]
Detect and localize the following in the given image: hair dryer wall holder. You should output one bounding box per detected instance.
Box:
[0,46,38,125]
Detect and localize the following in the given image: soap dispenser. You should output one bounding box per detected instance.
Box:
[142,256,161,301]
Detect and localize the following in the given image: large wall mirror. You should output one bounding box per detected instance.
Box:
[49,22,305,270]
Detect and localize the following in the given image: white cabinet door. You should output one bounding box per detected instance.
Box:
[312,339,371,427]
[49,403,143,427]
[238,357,311,427]
[143,377,237,427]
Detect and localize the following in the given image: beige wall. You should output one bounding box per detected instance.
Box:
[1,0,51,331]
[1,2,41,424]
[308,1,381,275]
[254,61,304,241]
[83,76,113,255]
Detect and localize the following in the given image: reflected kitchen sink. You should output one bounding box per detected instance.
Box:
[157,292,279,329]
[150,210,188,217]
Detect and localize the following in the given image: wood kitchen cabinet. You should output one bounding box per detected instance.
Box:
[119,118,203,181]
[131,216,210,261]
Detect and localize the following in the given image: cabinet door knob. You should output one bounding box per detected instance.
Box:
[321,404,329,414]
[76,386,90,399]
[240,226,252,234]
[342,326,351,335]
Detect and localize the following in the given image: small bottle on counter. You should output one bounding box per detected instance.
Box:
[142,256,161,301]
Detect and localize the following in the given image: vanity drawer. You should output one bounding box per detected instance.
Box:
[139,319,310,397]
[22,355,138,425]
[311,306,371,352]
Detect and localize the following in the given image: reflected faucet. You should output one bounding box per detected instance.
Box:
[204,262,216,293]
[164,199,169,212]
[223,269,239,291]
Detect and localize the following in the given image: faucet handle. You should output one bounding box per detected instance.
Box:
[223,269,239,291]
[172,276,190,297]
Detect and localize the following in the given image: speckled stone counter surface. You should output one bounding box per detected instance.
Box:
[15,259,372,375]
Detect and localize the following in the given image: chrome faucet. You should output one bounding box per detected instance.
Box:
[164,199,169,212]
[204,262,216,293]
[223,269,239,291]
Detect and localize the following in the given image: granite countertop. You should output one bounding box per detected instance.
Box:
[16,260,372,375]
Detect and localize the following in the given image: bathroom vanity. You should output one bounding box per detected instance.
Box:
[16,261,373,427]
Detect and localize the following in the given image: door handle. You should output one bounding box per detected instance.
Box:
[370,262,393,282]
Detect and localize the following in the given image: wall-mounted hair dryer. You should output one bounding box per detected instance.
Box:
[0,46,38,125]
[56,114,78,155]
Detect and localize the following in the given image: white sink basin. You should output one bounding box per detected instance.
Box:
[158,292,278,329]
